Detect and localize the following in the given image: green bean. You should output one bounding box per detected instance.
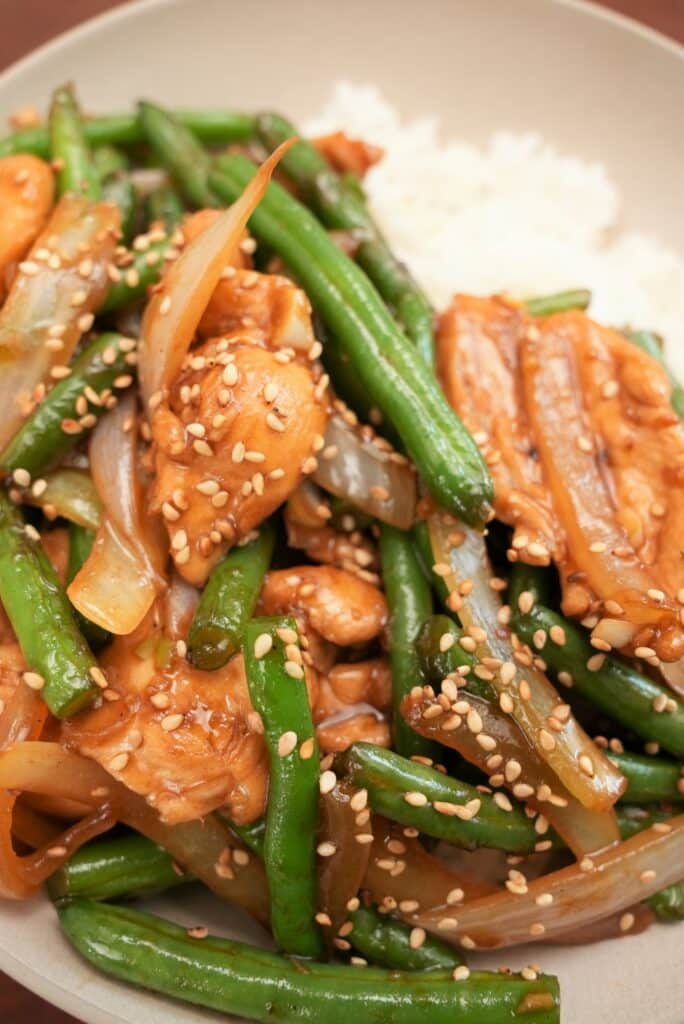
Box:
[245,617,322,958]
[347,904,464,970]
[648,882,684,922]
[256,112,436,366]
[608,751,683,804]
[67,523,110,650]
[48,84,101,200]
[145,186,185,232]
[508,565,684,759]
[187,522,276,670]
[416,613,494,701]
[92,143,129,179]
[614,805,674,841]
[102,173,136,243]
[224,816,266,858]
[0,332,133,478]
[628,329,684,421]
[0,110,255,159]
[99,234,172,313]
[138,101,218,209]
[210,158,492,526]
[336,742,541,853]
[0,492,98,717]
[525,289,591,317]
[379,524,438,759]
[48,834,191,902]
[59,899,560,1023]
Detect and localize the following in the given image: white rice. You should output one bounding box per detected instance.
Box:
[305,82,684,378]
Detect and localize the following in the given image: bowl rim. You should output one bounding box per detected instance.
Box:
[1,0,683,97]
[0,1,683,1022]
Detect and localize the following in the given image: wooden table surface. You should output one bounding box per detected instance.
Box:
[1,0,683,1020]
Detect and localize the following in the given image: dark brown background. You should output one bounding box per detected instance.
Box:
[0,0,683,1020]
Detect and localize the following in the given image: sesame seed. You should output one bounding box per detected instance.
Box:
[278,731,297,757]
[320,770,337,794]
[640,869,656,883]
[150,692,171,709]
[535,892,554,907]
[619,912,635,932]
[253,633,273,659]
[299,737,315,759]
[517,591,535,614]
[499,692,515,714]
[109,752,130,772]
[12,468,31,488]
[460,936,476,950]
[513,783,534,799]
[350,789,368,812]
[315,912,332,926]
[404,791,428,807]
[494,792,513,812]
[22,671,44,691]
[647,588,665,602]
[519,680,532,701]
[453,965,470,981]
[266,412,286,432]
[285,660,304,679]
[578,754,595,777]
[439,633,455,652]
[46,845,68,858]
[409,927,426,949]
[355,833,374,845]
[87,666,107,690]
[538,729,556,752]
[634,646,656,659]
[579,856,594,872]
[161,713,184,732]
[317,841,337,858]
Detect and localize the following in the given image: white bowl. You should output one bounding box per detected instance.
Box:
[0,1,682,1022]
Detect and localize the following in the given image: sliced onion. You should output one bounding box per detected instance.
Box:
[363,817,496,913]
[317,781,373,939]
[68,393,167,634]
[0,741,269,923]
[0,196,119,455]
[428,512,625,813]
[659,658,684,698]
[405,813,684,949]
[313,413,416,529]
[402,688,621,859]
[138,139,295,408]
[164,573,200,640]
[26,468,102,530]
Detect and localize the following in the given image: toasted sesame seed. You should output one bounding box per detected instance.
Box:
[285,660,304,679]
[494,792,513,812]
[647,588,665,602]
[109,752,130,772]
[535,892,554,907]
[513,783,534,799]
[538,729,556,752]
[404,791,428,807]
[634,646,656,659]
[23,671,45,691]
[320,770,337,794]
[350,789,368,812]
[299,737,315,759]
[578,754,595,777]
[409,927,426,949]
[640,869,656,883]
[278,731,297,757]
[619,912,635,932]
[161,713,184,732]
[317,841,337,858]
[529,922,546,936]
[519,680,532,701]
[517,591,535,614]
[579,856,594,872]
[89,666,108,689]
[453,965,470,981]
[253,633,273,659]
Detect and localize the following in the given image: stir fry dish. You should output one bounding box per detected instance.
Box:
[0,85,683,1024]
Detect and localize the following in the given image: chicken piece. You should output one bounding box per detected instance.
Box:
[259,566,388,648]
[316,713,391,753]
[314,658,392,724]
[284,490,379,583]
[0,155,54,298]
[65,621,268,825]
[149,334,328,586]
[438,295,562,565]
[180,209,252,265]
[197,268,317,354]
[439,298,684,665]
[312,132,384,177]
[521,313,684,663]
